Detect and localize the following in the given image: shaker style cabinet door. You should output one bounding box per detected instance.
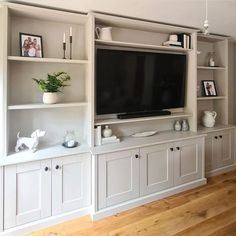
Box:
[98,149,139,209]
[4,160,51,229]
[205,134,217,172]
[174,138,203,185]
[52,154,91,215]
[139,143,174,196]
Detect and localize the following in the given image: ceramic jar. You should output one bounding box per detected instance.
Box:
[202,111,217,128]
[182,119,189,131]
[102,125,112,137]
[174,121,182,131]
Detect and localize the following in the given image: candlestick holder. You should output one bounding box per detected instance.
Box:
[63,42,66,59]
[69,36,72,59]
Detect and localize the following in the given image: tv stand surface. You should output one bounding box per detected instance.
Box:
[117,110,171,119]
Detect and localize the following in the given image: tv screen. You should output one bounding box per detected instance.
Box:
[96,48,186,115]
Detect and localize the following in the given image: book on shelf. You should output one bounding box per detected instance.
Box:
[162,41,182,47]
[177,33,192,49]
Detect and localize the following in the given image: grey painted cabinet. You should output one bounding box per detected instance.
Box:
[205,130,233,172]
[98,149,140,209]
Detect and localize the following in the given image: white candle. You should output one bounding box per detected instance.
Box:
[63,33,66,43]
[70,27,72,37]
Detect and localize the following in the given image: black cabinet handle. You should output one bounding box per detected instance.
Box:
[170,148,174,152]
[176,147,180,150]
[55,165,60,170]
[219,135,222,139]
[215,136,218,139]
[135,154,139,159]
[44,167,49,172]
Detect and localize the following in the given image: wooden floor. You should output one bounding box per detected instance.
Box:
[28,170,236,236]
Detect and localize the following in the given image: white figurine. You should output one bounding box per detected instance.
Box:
[15,129,46,153]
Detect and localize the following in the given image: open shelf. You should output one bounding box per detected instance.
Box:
[197,66,226,70]
[8,102,88,110]
[197,96,226,101]
[95,112,192,126]
[1,142,90,166]
[8,56,89,64]
[95,39,191,53]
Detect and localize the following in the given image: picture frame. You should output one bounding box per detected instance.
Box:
[19,33,43,58]
[202,80,217,96]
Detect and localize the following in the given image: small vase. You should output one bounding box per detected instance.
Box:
[43,92,58,104]
[102,125,112,138]
[174,121,181,131]
[63,130,77,148]
[182,119,189,131]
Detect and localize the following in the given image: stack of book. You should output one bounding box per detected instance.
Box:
[162,41,182,47]
[102,135,120,145]
[177,33,192,49]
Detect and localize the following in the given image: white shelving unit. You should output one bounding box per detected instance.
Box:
[1,3,94,157]
[197,33,229,128]
[93,12,198,135]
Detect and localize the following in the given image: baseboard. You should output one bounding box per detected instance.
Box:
[91,178,207,221]
[0,207,91,236]
[206,164,236,177]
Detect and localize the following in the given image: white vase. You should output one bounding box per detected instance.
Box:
[102,125,112,138]
[43,92,58,104]
[182,119,189,131]
[202,111,217,128]
[174,120,181,131]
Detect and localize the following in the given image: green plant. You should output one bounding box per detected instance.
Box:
[33,72,71,93]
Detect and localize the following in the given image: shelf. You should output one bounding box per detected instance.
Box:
[91,130,206,155]
[95,112,192,126]
[197,33,229,42]
[197,66,225,70]
[0,142,90,166]
[197,124,236,134]
[197,96,226,101]
[95,40,192,53]
[8,102,88,110]
[8,56,89,64]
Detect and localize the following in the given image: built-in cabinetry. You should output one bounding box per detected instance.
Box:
[4,153,91,229]
[96,135,204,215]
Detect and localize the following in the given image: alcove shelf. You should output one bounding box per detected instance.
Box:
[8,56,89,64]
[95,39,191,53]
[197,66,226,70]
[8,102,88,110]
[197,96,226,101]
[95,112,192,126]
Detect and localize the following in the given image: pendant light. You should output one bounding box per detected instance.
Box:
[203,0,209,35]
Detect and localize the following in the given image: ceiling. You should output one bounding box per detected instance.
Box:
[6,0,236,40]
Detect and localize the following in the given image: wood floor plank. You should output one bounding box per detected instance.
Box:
[28,170,236,236]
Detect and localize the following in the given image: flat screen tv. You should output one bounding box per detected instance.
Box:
[96,48,187,117]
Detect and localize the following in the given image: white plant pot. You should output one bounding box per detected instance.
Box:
[43,92,58,104]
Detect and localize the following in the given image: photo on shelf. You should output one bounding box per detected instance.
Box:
[202,80,217,96]
[20,33,43,58]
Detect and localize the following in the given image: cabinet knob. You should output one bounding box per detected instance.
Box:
[44,167,49,172]
[219,135,222,139]
[55,165,61,170]
[215,136,218,139]
[135,154,139,159]
[170,148,174,152]
[176,147,180,150]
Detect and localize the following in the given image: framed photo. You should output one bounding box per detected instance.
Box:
[19,33,43,58]
[202,80,217,96]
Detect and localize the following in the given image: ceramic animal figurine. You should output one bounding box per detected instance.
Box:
[15,129,46,153]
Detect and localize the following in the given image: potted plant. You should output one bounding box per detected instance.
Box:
[33,72,71,104]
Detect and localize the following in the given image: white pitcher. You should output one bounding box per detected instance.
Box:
[95,27,112,41]
[202,111,217,128]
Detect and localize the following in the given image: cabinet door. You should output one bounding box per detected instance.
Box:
[205,134,218,172]
[4,160,51,229]
[98,149,139,209]
[52,154,91,215]
[140,143,174,196]
[174,138,203,185]
[217,130,234,168]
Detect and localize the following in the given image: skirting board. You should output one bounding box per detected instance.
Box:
[0,207,91,236]
[206,164,236,177]
[91,178,207,221]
